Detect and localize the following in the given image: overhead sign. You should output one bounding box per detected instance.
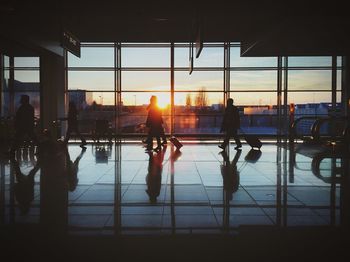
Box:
[61,30,81,58]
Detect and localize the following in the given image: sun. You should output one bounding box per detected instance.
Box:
[156,94,170,109]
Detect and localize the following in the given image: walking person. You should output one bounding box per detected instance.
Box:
[64,102,87,147]
[219,98,242,150]
[143,100,167,147]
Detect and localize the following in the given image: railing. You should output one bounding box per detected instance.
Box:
[290,116,348,144]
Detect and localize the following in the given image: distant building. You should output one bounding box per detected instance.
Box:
[211,104,224,111]
[69,90,93,110]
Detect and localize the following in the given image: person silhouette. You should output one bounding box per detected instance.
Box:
[64,144,86,192]
[220,149,242,201]
[64,101,87,147]
[145,146,166,203]
[11,95,37,152]
[219,98,242,150]
[145,96,164,152]
[11,154,40,215]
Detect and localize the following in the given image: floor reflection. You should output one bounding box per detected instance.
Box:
[0,141,349,235]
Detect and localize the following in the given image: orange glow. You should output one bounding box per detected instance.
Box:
[153,94,170,109]
[157,96,170,109]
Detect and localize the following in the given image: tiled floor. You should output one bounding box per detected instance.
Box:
[0,141,347,235]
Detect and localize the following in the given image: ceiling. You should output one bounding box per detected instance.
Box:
[1,1,350,57]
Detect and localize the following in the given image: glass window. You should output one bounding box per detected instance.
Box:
[337,56,342,67]
[121,71,170,91]
[14,57,40,68]
[288,91,331,105]
[3,69,9,90]
[175,71,223,91]
[174,92,223,109]
[121,92,170,108]
[230,91,278,135]
[175,47,224,68]
[14,70,40,91]
[14,91,41,117]
[230,71,277,91]
[68,71,114,91]
[337,70,342,90]
[336,91,342,103]
[4,55,10,68]
[67,91,115,134]
[121,47,170,67]
[288,70,332,90]
[230,92,276,106]
[230,47,277,67]
[68,47,115,67]
[288,57,332,67]
[174,92,223,134]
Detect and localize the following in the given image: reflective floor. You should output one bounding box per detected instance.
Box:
[1,141,349,260]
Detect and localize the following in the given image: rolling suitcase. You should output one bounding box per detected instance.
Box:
[244,149,262,162]
[169,136,183,150]
[244,135,262,150]
[240,129,262,150]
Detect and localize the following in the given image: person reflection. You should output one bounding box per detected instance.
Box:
[145,146,167,203]
[11,155,40,215]
[220,149,242,200]
[65,145,86,192]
